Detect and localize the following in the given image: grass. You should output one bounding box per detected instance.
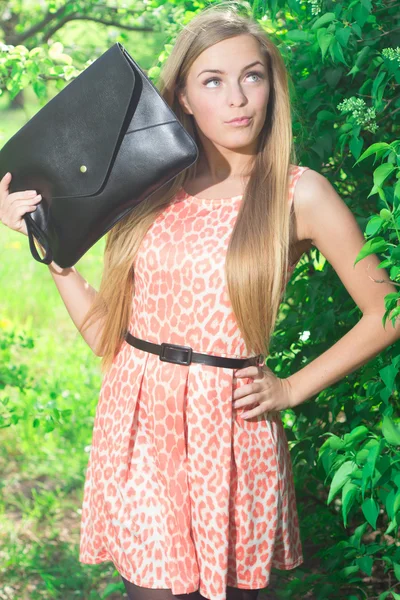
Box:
[0,39,156,592]
[0,173,125,598]
[0,26,169,598]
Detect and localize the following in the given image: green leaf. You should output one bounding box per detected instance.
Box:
[343,426,369,448]
[147,66,161,80]
[312,12,337,29]
[48,42,64,59]
[342,481,359,527]
[379,208,392,221]
[355,46,371,69]
[365,215,384,236]
[382,415,400,446]
[394,180,400,200]
[377,258,392,269]
[319,433,346,453]
[379,364,398,394]
[350,136,364,160]
[367,441,381,473]
[393,490,400,516]
[339,565,360,577]
[317,30,334,61]
[354,142,392,166]
[354,2,372,27]
[361,496,380,529]
[317,110,337,122]
[354,238,388,264]
[374,455,392,487]
[332,39,348,66]
[356,555,373,576]
[13,44,29,56]
[394,562,400,581]
[286,30,313,42]
[355,448,369,465]
[328,461,358,505]
[362,460,374,497]
[373,163,395,187]
[372,70,386,100]
[384,516,398,535]
[385,488,396,520]
[55,53,73,66]
[335,26,351,48]
[352,22,362,38]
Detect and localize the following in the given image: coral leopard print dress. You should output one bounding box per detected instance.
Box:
[79,165,309,599]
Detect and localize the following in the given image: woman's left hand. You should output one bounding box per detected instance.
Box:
[232,364,295,418]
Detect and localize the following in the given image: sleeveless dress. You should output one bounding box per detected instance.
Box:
[79,165,310,599]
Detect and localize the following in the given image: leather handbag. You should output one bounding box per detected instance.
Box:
[0,42,198,268]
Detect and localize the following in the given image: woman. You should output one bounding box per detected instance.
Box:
[1,4,399,600]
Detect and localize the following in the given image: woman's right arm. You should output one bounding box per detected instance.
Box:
[41,258,105,356]
[0,172,105,356]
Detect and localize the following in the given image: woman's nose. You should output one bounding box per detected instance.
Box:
[226,86,247,106]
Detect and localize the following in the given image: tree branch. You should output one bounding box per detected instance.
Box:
[12,2,76,45]
[42,15,155,44]
[80,3,145,18]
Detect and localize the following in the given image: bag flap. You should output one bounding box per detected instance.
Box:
[0,43,138,199]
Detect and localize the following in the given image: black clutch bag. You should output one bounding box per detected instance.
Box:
[0,42,198,268]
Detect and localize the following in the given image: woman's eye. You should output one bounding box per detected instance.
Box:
[204,71,263,87]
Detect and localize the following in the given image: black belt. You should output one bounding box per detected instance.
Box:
[124,332,264,369]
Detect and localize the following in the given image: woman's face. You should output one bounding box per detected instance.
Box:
[177,34,270,152]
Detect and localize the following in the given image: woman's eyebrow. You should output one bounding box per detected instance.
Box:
[197,60,265,78]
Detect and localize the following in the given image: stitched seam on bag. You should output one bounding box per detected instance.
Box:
[126,120,178,135]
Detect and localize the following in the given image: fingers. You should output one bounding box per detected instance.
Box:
[0,171,43,235]
[0,171,11,190]
[16,198,41,216]
[1,172,40,201]
[8,190,41,207]
[235,365,266,380]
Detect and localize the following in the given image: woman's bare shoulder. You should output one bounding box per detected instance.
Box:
[291,166,357,264]
[288,167,324,267]
[291,167,323,243]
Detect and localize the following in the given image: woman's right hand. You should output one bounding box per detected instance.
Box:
[0,172,42,237]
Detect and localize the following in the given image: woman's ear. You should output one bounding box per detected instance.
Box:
[176,87,193,116]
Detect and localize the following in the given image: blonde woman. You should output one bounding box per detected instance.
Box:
[1,3,399,600]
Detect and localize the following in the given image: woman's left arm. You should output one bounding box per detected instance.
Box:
[286,169,400,409]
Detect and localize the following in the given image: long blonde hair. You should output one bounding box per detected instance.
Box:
[81,3,298,374]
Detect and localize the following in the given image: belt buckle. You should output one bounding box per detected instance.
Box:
[160,342,193,366]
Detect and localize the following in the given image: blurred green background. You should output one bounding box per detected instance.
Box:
[0,8,169,599]
[1,1,400,599]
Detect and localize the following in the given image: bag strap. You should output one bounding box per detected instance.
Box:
[24,214,53,265]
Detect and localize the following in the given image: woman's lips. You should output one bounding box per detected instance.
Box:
[225,117,252,126]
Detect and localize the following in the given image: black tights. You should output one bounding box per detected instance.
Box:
[120,575,260,599]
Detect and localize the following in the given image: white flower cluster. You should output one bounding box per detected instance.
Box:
[0,44,14,54]
[307,0,322,16]
[337,97,378,135]
[382,47,400,66]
